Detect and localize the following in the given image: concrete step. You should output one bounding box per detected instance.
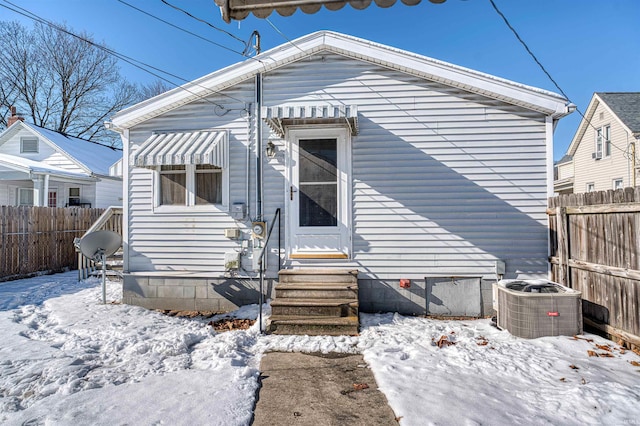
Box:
[267,315,359,336]
[270,298,358,317]
[275,283,358,299]
[278,269,358,284]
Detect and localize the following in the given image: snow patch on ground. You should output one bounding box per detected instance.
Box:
[1,273,639,425]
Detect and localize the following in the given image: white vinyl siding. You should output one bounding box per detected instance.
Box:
[94,177,123,208]
[126,82,253,273]
[125,53,551,280]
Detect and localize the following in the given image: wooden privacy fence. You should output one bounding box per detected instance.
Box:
[0,206,104,281]
[548,187,640,348]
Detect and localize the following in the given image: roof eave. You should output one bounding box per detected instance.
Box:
[111,31,570,129]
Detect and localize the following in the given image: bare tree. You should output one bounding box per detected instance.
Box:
[0,21,137,146]
[138,79,172,102]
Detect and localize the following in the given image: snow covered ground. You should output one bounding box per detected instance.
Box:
[0,272,638,425]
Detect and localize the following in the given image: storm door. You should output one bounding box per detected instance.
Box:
[288,127,350,259]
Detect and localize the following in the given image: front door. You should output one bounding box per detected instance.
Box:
[288,127,350,259]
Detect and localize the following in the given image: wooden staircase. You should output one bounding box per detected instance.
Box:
[267,269,359,336]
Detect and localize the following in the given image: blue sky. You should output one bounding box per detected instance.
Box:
[2,0,639,160]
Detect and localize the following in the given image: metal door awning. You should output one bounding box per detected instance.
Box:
[215,0,444,22]
[262,105,358,138]
[130,130,228,168]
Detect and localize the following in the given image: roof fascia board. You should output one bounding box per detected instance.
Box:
[321,33,568,117]
[111,35,327,129]
[112,31,569,129]
[567,95,599,156]
[0,121,27,147]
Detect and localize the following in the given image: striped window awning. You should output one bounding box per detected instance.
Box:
[214,0,441,23]
[262,105,358,138]
[130,130,228,168]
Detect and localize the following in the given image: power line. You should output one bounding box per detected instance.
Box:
[488,0,634,160]
[0,0,247,110]
[159,0,247,46]
[265,18,306,54]
[116,0,247,57]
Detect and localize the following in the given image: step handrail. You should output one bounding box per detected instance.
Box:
[258,208,281,333]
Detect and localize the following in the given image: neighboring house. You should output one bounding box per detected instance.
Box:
[554,92,640,194]
[110,31,572,316]
[554,154,574,196]
[0,113,123,208]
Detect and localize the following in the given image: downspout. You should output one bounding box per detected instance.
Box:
[545,116,554,280]
[254,31,262,222]
[255,74,263,221]
[245,106,252,219]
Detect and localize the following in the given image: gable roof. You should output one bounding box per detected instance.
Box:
[0,121,122,176]
[596,92,640,133]
[567,92,640,156]
[111,31,571,129]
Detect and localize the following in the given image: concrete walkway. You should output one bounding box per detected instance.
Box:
[252,352,399,426]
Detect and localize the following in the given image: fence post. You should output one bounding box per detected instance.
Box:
[556,206,569,286]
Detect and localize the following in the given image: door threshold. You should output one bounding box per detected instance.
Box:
[290,253,349,259]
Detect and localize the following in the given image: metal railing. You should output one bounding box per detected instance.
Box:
[74,206,124,280]
[257,208,281,333]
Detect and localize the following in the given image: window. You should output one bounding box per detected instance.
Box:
[17,188,34,206]
[20,137,39,153]
[586,183,595,193]
[159,165,187,205]
[157,164,225,208]
[48,190,57,207]
[195,165,222,205]
[595,125,611,159]
[613,179,624,190]
[68,187,81,205]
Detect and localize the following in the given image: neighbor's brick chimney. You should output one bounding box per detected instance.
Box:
[7,106,25,127]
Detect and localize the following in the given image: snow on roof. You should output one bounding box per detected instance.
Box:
[29,124,122,176]
[0,153,95,180]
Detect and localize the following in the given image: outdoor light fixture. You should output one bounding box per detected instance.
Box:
[266,140,277,158]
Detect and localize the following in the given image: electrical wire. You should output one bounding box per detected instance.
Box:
[116,0,247,56]
[0,0,247,111]
[488,0,635,160]
[118,0,268,67]
[265,18,306,54]
[159,0,247,46]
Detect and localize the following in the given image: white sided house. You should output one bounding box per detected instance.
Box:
[111,31,572,319]
[0,118,123,208]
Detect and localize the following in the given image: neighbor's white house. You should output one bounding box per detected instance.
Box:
[554,92,640,195]
[110,31,572,316]
[0,113,123,208]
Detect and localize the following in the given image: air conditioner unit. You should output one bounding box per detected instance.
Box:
[495,279,582,339]
[592,152,602,160]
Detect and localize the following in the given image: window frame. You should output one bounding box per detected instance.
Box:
[68,187,81,206]
[586,182,595,193]
[17,188,34,206]
[613,178,624,190]
[20,137,39,154]
[595,125,611,159]
[153,163,228,213]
